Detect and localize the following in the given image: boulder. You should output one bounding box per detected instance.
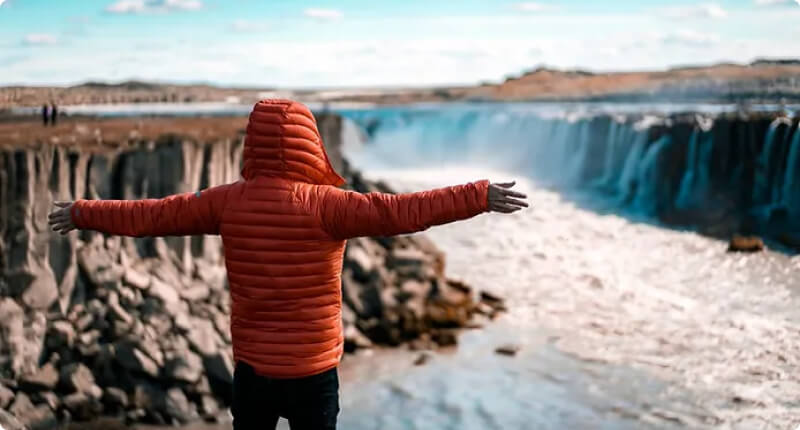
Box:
[9,393,58,430]
[165,350,203,383]
[186,318,221,356]
[199,395,219,418]
[179,283,210,302]
[114,343,160,378]
[60,363,102,399]
[0,409,26,430]
[727,235,765,252]
[47,320,76,350]
[495,344,521,356]
[430,329,458,347]
[8,392,34,418]
[345,246,375,280]
[343,325,373,353]
[106,291,133,325]
[123,267,151,290]
[34,391,59,411]
[18,363,59,392]
[148,278,181,308]
[162,388,197,424]
[0,383,14,409]
[388,247,430,277]
[62,392,101,421]
[102,387,128,410]
[413,352,432,366]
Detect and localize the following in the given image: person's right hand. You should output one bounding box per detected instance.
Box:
[488,181,528,213]
[48,201,77,235]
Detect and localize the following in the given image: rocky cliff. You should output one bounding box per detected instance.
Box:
[0,115,503,428]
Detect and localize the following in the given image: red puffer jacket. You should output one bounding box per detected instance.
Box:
[72,99,489,378]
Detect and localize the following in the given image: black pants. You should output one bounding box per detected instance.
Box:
[232,361,340,430]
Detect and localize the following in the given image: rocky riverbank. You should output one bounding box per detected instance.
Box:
[0,116,504,429]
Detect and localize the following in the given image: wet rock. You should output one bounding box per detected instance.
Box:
[20,405,57,430]
[60,363,102,399]
[148,278,181,308]
[186,318,220,356]
[165,350,203,383]
[203,352,234,402]
[163,388,197,424]
[62,392,101,421]
[8,392,34,417]
[343,324,373,353]
[106,291,133,326]
[102,387,128,410]
[18,363,59,392]
[47,320,76,350]
[196,264,226,291]
[345,246,375,279]
[0,383,14,408]
[495,344,521,356]
[413,352,432,366]
[727,235,765,252]
[0,409,26,430]
[123,267,151,290]
[388,247,430,277]
[20,271,59,311]
[430,329,458,347]
[180,282,210,302]
[199,395,219,418]
[408,333,435,351]
[114,343,160,378]
[9,392,58,430]
[34,391,59,411]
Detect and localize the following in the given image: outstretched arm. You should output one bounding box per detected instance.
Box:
[311,180,527,240]
[48,183,235,237]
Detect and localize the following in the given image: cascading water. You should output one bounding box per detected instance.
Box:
[340,104,800,239]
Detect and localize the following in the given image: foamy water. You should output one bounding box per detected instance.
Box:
[143,167,800,430]
[339,167,800,430]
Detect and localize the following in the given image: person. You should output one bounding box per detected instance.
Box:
[50,102,58,126]
[41,103,50,126]
[48,99,528,430]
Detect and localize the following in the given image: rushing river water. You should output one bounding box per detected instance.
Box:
[136,166,800,430]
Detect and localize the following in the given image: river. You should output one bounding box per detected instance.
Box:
[128,166,800,430]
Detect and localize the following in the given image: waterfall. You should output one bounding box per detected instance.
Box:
[341,105,800,236]
[783,123,800,216]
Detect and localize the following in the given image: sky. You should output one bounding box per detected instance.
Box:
[0,0,798,88]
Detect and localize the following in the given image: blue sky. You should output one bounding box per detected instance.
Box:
[0,0,798,88]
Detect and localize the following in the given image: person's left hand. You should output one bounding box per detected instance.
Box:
[49,201,76,235]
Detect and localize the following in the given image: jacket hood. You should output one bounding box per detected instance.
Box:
[241,99,346,186]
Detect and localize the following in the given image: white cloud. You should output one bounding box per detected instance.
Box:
[23,33,58,45]
[661,30,721,46]
[231,19,266,33]
[106,0,203,14]
[662,3,728,19]
[754,0,800,5]
[512,2,554,12]
[303,8,343,21]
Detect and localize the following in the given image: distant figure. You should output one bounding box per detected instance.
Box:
[41,104,50,126]
[48,99,528,430]
[50,102,58,126]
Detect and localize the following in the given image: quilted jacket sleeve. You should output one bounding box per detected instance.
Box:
[311,180,490,240]
[71,183,234,237]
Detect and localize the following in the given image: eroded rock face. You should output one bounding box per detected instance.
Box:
[0,115,504,426]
